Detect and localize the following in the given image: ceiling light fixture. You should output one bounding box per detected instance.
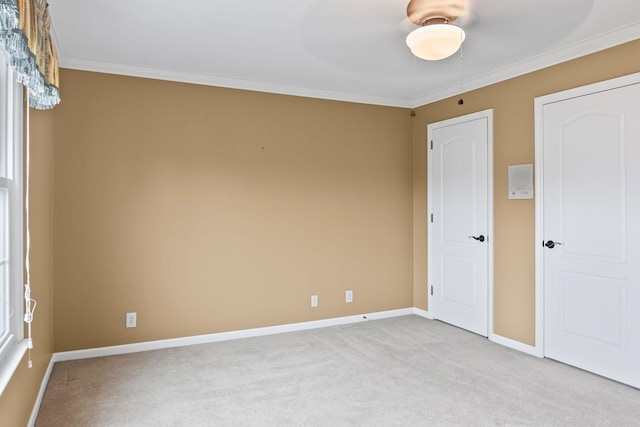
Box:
[406,0,467,61]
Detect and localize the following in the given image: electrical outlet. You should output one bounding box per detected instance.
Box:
[311,295,318,308]
[125,312,137,328]
[346,290,353,303]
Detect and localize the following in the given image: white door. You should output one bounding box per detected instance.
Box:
[541,77,640,388]
[428,110,492,337]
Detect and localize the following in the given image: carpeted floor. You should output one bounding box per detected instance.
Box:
[36,315,640,426]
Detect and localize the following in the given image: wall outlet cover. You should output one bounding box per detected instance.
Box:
[126,312,137,328]
[346,290,353,303]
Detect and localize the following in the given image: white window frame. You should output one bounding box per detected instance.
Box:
[0,49,25,396]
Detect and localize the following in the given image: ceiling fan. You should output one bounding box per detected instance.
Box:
[405,0,468,61]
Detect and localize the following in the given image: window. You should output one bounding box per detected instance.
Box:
[0,49,25,396]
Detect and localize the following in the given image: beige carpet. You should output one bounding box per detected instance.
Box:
[36,315,640,426]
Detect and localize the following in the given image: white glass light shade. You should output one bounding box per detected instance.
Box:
[406,24,466,61]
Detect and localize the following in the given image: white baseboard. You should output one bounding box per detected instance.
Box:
[411,307,433,319]
[412,309,540,357]
[410,308,538,357]
[52,308,416,363]
[27,354,55,427]
[489,332,543,357]
[47,308,537,364]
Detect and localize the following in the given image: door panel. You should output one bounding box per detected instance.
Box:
[560,272,625,348]
[429,113,490,337]
[442,138,477,244]
[543,82,640,388]
[442,254,477,307]
[561,113,625,261]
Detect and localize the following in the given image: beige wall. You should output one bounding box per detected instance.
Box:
[0,109,55,426]
[412,39,640,345]
[4,39,640,424]
[52,70,414,351]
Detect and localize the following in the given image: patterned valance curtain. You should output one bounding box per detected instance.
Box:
[0,0,60,109]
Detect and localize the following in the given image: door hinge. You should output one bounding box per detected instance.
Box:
[430,140,433,150]
[430,213,433,223]
[430,285,433,296]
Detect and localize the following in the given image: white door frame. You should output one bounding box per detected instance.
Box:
[427,109,494,338]
[533,71,640,358]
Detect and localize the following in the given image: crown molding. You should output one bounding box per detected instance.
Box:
[56,21,640,109]
[58,57,410,108]
[409,20,640,108]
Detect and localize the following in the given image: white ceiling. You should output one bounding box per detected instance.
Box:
[49,0,640,108]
